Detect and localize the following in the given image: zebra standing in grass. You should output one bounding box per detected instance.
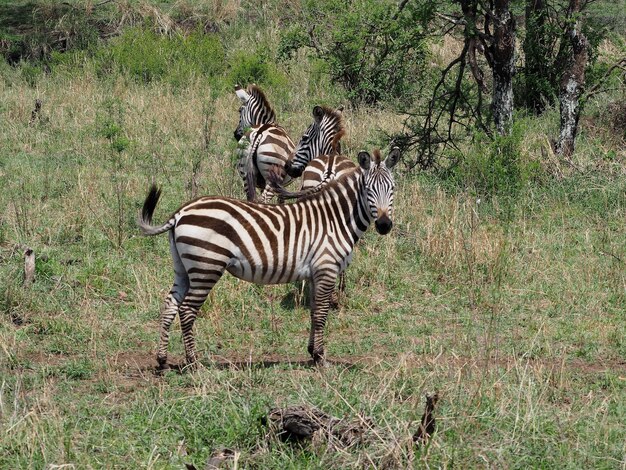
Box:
[234,86,346,201]
[234,84,295,202]
[138,147,400,369]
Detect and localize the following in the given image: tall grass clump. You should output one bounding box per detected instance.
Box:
[448,126,543,199]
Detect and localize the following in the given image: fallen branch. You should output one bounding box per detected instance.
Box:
[413,393,439,446]
[264,405,374,449]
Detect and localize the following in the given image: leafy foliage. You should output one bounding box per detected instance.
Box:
[226,48,288,89]
[447,125,541,197]
[95,27,225,86]
[0,1,103,63]
[278,0,435,105]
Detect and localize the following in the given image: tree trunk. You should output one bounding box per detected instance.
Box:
[492,0,516,135]
[555,0,588,158]
[524,0,548,113]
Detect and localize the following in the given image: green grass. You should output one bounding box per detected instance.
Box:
[1,3,626,468]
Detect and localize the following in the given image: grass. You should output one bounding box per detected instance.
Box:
[1,5,626,468]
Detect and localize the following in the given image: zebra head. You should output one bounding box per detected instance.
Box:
[234,84,277,141]
[358,147,401,235]
[285,105,345,178]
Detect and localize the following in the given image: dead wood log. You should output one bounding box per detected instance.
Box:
[264,405,373,449]
[23,247,35,288]
[413,393,439,446]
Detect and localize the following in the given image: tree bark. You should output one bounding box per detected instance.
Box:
[492,0,516,135]
[555,0,588,158]
[524,0,548,113]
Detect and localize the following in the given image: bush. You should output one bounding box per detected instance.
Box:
[226,48,287,89]
[278,0,433,106]
[0,1,100,64]
[448,126,541,198]
[95,27,225,86]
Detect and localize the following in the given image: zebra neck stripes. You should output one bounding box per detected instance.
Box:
[286,105,345,179]
[234,84,276,140]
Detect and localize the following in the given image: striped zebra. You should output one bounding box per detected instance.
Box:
[137,147,400,369]
[234,84,277,141]
[234,84,295,202]
[235,88,345,202]
[284,105,346,180]
[300,152,356,190]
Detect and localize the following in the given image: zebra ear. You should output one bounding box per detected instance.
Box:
[358,151,371,170]
[313,106,324,123]
[235,86,250,103]
[384,147,401,169]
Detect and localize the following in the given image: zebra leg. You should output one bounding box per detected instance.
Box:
[307,271,337,365]
[329,272,346,309]
[157,293,181,370]
[157,232,190,370]
[178,271,225,370]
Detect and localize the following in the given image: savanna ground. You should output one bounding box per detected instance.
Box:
[1,1,625,468]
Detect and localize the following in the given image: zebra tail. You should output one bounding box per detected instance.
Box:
[245,150,257,202]
[137,185,176,236]
[266,167,330,200]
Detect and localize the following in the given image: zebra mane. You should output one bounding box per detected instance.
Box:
[318,106,345,132]
[248,85,276,122]
[330,129,346,155]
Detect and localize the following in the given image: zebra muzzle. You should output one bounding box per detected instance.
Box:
[375,214,393,235]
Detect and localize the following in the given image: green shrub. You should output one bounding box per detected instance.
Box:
[449,126,541,197]
[0,1,100,63]
[226,49,287,89]
[278,0,433,105]
[95,27,225,86]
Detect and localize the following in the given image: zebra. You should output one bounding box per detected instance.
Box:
[284,105,346,180]
[300,152,356,190]
[299,152,359,305]
[137,147,400,369]
[234,84,295,202]
[234,87,345,202]
[234,84,277,141]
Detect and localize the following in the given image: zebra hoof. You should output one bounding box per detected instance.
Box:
[312,352,326,367]
[156,358,170,374]
[184,357,202,372]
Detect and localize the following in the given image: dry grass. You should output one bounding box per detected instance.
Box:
[1,30,625,468]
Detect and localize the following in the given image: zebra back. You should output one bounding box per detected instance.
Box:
[300,153,356,190]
